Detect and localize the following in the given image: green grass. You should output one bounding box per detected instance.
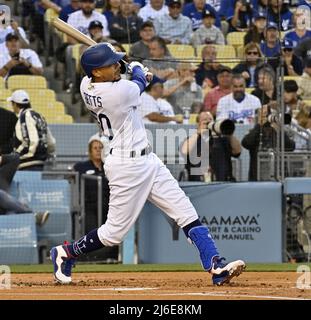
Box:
[8,263,311,274]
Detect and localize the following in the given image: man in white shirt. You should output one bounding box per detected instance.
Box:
[139,75,182,123]
[216,74,261,125]
[138,0,168,22]
[0,33,43,78]
[67,0,109,44]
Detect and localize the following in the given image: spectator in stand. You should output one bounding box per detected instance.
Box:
[109,0,143,43]
[0,33,43,78]
[87,20,113,43]
[153,0,192,45]
[298,0,311,10]
[284,9,311,48]
[267,0,293,31]
[0,153,50,226]
[8,90,56,171]
[164,62,203,115]
[242,105,295,181]
[298,57,311,100]
[252,0,268,12]
[139,75,183,123]
[59,0,80,22]
[80,20,115,54]
[30,1,62,48]
[191,9,225,47]
[142,36,176,79]
[129,21,155,62]
[202,66,233,117]
[180,110,241,182]
[244,11,266,45]
[251,66,277,107]
[103,0,121,25]
[216,74,261,124]
[294,37,311,61]
[195,45,227,92]
[0,107,17,154]
[233,42,263,88]
[138,0,168,22]
[284,79,304,115]
[73,135,110,233]
[67,0,109,44]
[260,22,281,58]
[182,0,221,31]
[269,39,304,76]
[0,19,29,49]
[227,0,253,32]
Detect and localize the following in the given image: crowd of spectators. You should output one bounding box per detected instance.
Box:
[2,0,311,183]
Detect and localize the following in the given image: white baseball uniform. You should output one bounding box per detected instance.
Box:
[80,76,198,246]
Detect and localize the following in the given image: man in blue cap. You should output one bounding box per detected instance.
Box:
[269,38,303,76]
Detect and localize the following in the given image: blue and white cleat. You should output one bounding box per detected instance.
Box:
[211,257,246,286]
[50,245,75,284]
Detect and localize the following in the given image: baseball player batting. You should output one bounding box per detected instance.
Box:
[50,43,246,285]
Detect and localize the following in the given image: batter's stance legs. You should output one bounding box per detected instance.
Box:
[51,220,245,285]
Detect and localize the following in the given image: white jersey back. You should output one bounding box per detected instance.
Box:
[80,76,149,151]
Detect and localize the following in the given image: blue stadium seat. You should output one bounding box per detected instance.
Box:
[0,213,39,264]
[18,180,72,248]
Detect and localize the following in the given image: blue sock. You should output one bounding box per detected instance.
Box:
[182,219,202,238]
[66,228,104,258]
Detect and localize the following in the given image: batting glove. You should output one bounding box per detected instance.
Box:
[128,61,149,76]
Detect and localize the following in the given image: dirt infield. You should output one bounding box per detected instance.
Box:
[0,271,310,300]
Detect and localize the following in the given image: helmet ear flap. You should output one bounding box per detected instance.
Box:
[120,59,128,74]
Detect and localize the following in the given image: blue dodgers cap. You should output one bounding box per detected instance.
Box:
[282,38,294,49]
[167,0,182,6]
[254,11,267,20]
[202,9,216,19]
[266,22,278,30]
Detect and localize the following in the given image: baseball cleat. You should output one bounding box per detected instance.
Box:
[50,245,75,284]
[210,257,246,286]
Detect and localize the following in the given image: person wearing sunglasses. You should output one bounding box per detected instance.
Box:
[269,38,303,76]
[232,41,263,87]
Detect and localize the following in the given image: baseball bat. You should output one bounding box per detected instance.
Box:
[52,18,96,46]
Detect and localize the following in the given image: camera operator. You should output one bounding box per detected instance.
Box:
[180,111,241,182]
[0,33,43,78]
[242,105,295,181]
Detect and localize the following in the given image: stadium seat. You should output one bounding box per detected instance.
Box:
[122,43,130,54]
[226,32,246,48]
[32,101,65,115]
[0,213,39,264]
[0,76,5,89]
[283,76,301,82]
[189,113,198,124]
[25,89,57,109]
[245,88,254,94]
[7,75,47,90]
[215,45,236,59]
[167,44,195,59]
[45,114,74,124]
[18,179,72,248]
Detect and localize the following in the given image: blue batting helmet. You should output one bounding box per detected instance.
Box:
[80,42,127,77]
